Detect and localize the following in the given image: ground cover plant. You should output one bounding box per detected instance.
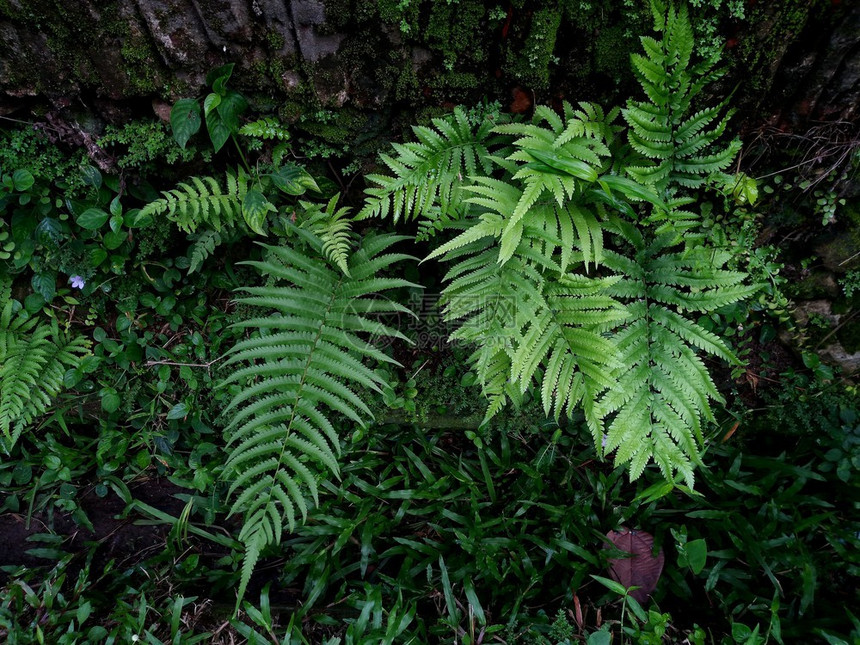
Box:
[0,1,858,643]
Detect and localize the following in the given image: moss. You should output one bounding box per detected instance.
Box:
[424,1,486,65]
[394,59,420,103]
[120,31,162,95]
[593,23,642,85]
[790,271,840,300]
[504,7,562,90]
[376,0,420,32]
[737,0,824,93]
[265,29,286,52]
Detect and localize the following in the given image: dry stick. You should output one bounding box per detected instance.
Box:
[144,356,225,374]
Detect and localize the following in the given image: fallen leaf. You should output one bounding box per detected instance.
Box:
[604,527,664,603]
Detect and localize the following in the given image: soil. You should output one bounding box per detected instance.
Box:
[0,478,189,576]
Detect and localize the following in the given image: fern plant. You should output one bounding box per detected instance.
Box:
[361,1,756,484]
[594,222,758,485]
[0,276,90,452]
[142,161,320,272]
[219,227,417,608]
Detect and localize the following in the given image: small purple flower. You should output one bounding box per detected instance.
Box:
[69,275,85,289]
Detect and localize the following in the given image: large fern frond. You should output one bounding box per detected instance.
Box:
[219,230,417,609]
[436,237,625,424]
[594,231,759,486]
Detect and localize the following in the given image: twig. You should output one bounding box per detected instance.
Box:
[145,357,225,369]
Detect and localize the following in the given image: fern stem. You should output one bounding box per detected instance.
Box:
[231,133,252,175]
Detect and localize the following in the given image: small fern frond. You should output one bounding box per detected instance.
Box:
[141,169,247,233]
[622,2,739,195]
[357,106,502,230]
[187,230,223,274]
[299,194,356,276]
[239,117,291,141]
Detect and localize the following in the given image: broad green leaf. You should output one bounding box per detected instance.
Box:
[731,173,758,206]
[77,208,109,230]
[242,189,275,235]
[527,149,598,182]
[206,110,231,153]
[103,230,126,250]
[167,402,190,420]
[12,169,34,192]
[101,390,121,414]
[170,99,202,149]
[80,164,102,189]
[686,538,707,574]
[34,217,62,244]
[269,163,319,195]
[109,195,122,218]
[31,272,56,301]
[206,62,235,88]
[216,90,248,132]
[600,174,664,208]
[590,573,629,596]
[90,247,108,267]
[587,630,612,645]
[204,92,222,116]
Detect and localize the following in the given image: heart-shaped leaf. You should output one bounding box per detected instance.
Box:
[170,99,202,149]
[269,163,320,195]
[216,89,248,133]
[242,189,275,235]
[206,110,231,153]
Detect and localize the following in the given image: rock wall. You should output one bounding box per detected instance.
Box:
[1,0,857,134]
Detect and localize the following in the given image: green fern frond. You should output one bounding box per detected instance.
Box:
[141,169,246,233]
[188,230,223,274]
[0,281,90,451]
[594,236,759,486]
[239,117,291,141]
[299,194,355,276]
[622,2,739,195]
[357,106,503,232]
[219,230,417,610]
